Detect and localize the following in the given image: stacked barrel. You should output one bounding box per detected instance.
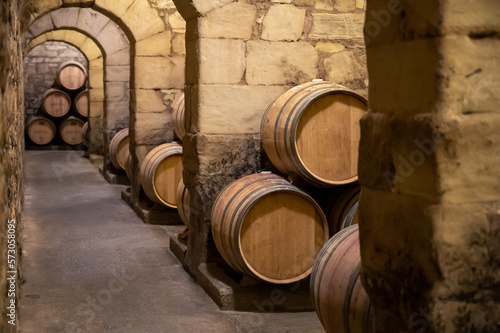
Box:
[26,61,89,147]
[107,94,186,212]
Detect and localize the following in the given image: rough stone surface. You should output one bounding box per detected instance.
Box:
[199,1,256,39]
[134,56,185,89]
[246,41,319,85]
[359,0,500,332]
[96,20,130,54]
[121,0,165,41]
[199,38,246,84]
[105,65,130,82]
[136,31,172,57]
[315,41,345,53]
[134,89,168,113]
[50,7,79,28]
[261,4,306,41]
[76,8,110,36]
[334,0,356,13]
[309,13,364,39]
[0,0,24,330]
[324,50,364,83]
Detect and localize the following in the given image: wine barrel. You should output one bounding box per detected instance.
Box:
[324,184,360,236]
[139,142,183,208]
[81,122,89,147]
[42,89,71,118]
[261,81,367,187]
[172,94,186,141]
[311,225,373,333]
[26,116,56,145]
[109,128,129,171]
[175,177,190,227]
[124,149,134,181]
[74,90,89,118]
[60,116,85,145]
[211,172,329,284]
[56,61,87,91]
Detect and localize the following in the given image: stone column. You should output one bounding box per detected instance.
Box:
[173,0,368,274]
[359,0,500,331]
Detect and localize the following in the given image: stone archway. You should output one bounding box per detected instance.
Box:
[26,30,105,154]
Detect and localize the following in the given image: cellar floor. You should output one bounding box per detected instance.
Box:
[19,151,324,333]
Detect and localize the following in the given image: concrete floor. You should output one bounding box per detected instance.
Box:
[19,151,324,333]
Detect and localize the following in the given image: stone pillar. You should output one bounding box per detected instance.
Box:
[359,0,500,331]
[173,0,368,274]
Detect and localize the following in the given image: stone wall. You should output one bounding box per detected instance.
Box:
[173,0,368,273]
[24,41,87,117]
[0,0,24,331]
[358,0,500,331]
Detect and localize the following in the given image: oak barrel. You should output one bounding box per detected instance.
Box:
[172,94,185,141]
[139,142,183,208]
[324,184,360,236]
[56,61,87,91]
[311,225,373,333]
[42,89,71,118]
[60,116,85,145]
[261,81,367,187]
[211,172,329,284]
[26,116,56,145]
[109,128,129,171]
[124,149,134,181]
[175,177,190,227]
[81,122,89,147]
[74,90,89,118]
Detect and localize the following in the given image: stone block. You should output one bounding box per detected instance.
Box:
[315,42,344,53]
[366,38,440,116]
[246,41,318,85]
[261,4,306,41]
[89,88,104,102]
[136,31,172,58]
[76,8,110,36]
[121,0,165,42]
[89,57,103,70]
[334,0,356,12]
[294,0,315,6]
[28,35,47,50]
[356,0,366,9]
[28,14,54,36]
[199,38,245,84]
[51,7,79,28]
[436,114,500,204]
[96,21,130,55]
[199,2,256,39]
[442,0,500,35]
[89,67,104,88]
[324,51,364,83]
[107,49,130,66]
[106,101,130,130]
[271,0,292,3]
[50,30,67,41]
[315,0,334,11]
[197,85,290,134]
[64,30,88,47]
[133,89,168,113]
[93,0,136,19]
[106,82,129,103]
[90,101,104,118]
[80,38,102,61]
[133,112,173,146]
[441,36,500,116]
[169,11,186,33]
[105,66,130,82]
[134,56,185,89]
[309,13,364,39]
[172,34,186,55]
